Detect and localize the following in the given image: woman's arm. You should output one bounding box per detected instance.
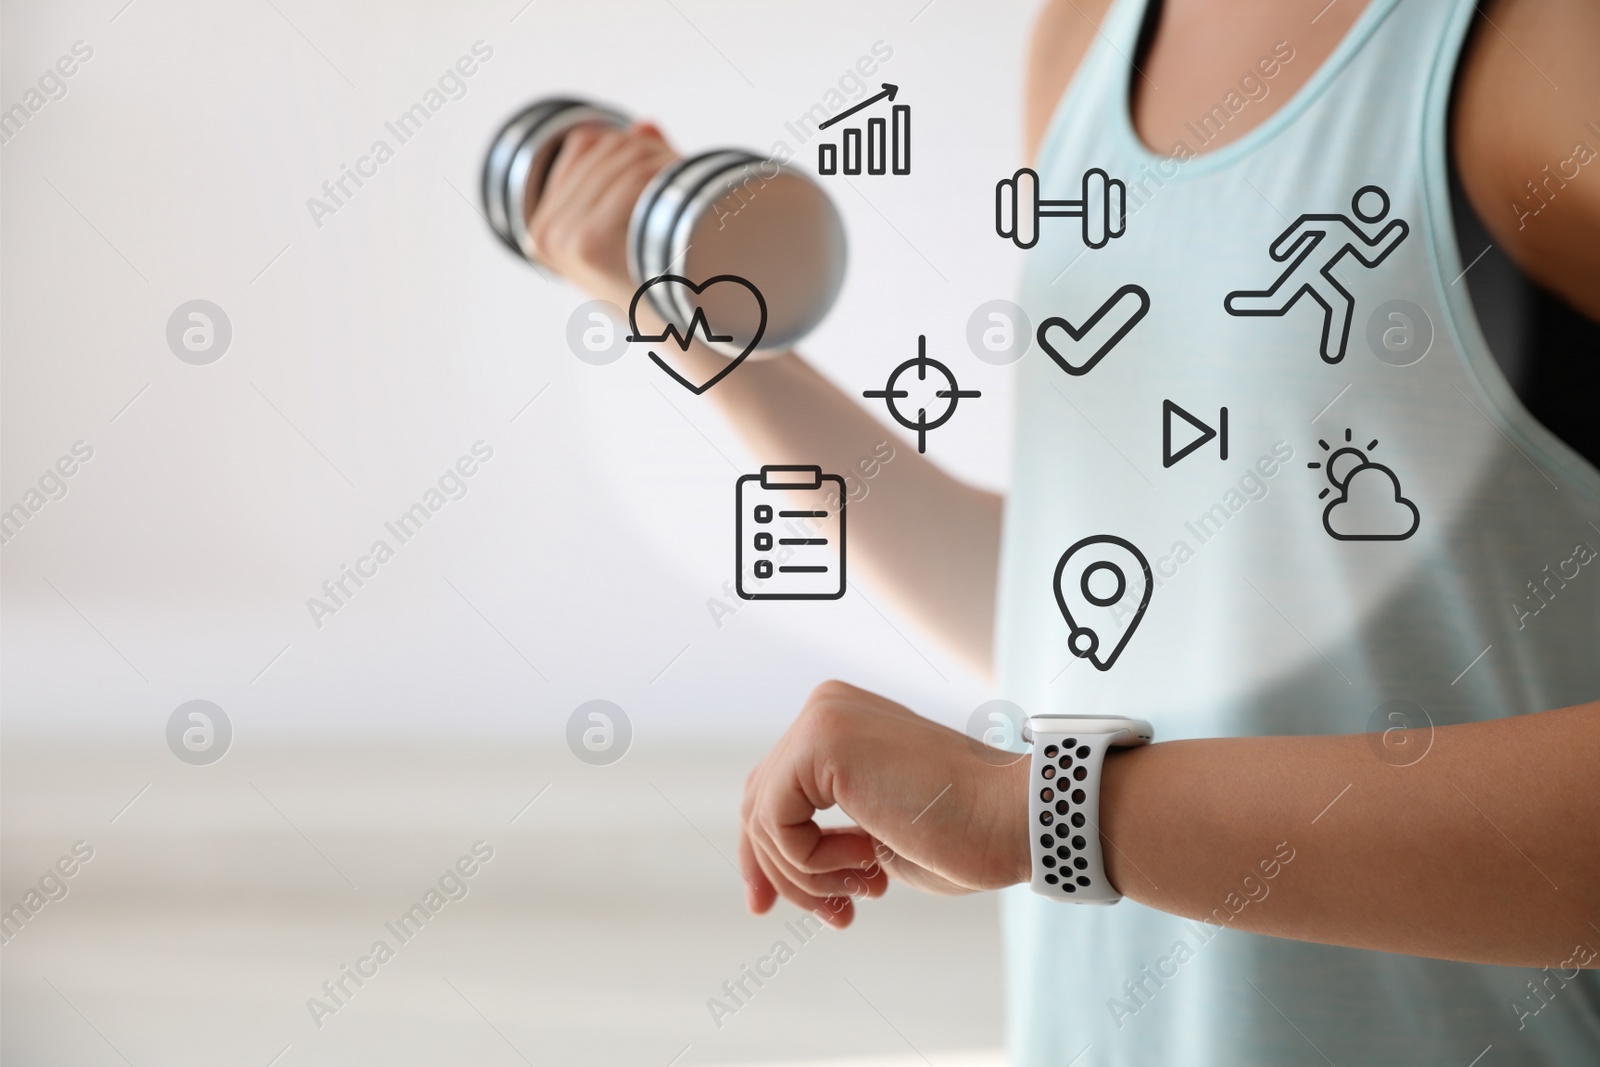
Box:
[700,354,1002,674]
[1455,0,1600,319]
[1099,701,1600,966]
[1023,0,1112,163]
[737,682,1600,968]
[530,1,1126,671]
[530,123,1001,674]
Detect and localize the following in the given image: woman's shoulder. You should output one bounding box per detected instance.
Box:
[1454,0,1600,319]
[1024,0,1117,163]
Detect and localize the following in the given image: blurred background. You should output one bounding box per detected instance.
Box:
[2,1,1038,1063]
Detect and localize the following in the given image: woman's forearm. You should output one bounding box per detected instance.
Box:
[1098,702,1600,967]
[696,347,1001,676]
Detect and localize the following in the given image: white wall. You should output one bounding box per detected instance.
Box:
[2,0,1036,741]
[5,7,1042,1063]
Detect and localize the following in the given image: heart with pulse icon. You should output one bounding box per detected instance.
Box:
[1036,283,1151,377]
[627,273,768,395]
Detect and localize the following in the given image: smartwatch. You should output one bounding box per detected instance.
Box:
[1022,715,1153,904]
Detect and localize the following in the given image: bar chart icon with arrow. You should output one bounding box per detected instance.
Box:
[817,83,910,177]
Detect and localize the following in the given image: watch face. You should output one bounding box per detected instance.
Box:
[1023,715,1154,745]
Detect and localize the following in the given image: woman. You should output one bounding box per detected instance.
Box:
[531,0,1600,1062]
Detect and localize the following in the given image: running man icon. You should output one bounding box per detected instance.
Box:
[1224,185,1409,364]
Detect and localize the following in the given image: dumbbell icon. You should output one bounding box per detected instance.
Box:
[995,167,1126,250]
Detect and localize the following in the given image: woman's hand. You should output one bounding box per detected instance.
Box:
[524,120,739,385]
[738,681,1030,928]
[525,121,677,307]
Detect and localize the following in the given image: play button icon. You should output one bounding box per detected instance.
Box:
[1163,400,1229,467]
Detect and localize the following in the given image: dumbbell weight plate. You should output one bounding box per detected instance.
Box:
[1107,173,1126,242]
[482,99,629,263]
[630,150,847,355]
[629,151,755,311]
[483,99,570,253]
[1081,168,1127,249]
[1082,168,1106,249]
[996,167,1041,250]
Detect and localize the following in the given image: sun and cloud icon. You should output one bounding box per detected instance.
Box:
[1308,428,1420,541]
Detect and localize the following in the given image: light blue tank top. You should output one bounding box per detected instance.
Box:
[997,0,1600,1063]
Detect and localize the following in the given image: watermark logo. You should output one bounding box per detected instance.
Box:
[964,699,1028,767]
[566,700,631,765]
[1365,299,1432,367]
[166,700,232,765]
[1365,698,1432,767]
[566,299,630,365]
[966,300,1031,366]
[166,300,232,365]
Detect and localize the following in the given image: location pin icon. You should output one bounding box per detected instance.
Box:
[1053,535,1153,671]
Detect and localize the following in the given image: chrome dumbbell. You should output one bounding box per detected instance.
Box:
[483,98,848,351]
[995,167,1126,250]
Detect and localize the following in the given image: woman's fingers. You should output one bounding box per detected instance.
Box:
[771,816,883,875]
[738,681,1019,928]
[817,826,889,880]
[540,125,626,206]
[533,133,643,247]
[546,126,669,220]
[759,790,868,874]
[738,830,778,915]
[747,829,856,927]
[741,745,888,916]
[747,813,874,901]
[574,150,664,269]
[561,132,665,217]
[529,125,673,276]
[754,715,852,875]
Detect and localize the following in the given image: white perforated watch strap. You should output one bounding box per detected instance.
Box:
[1024,716,1153,904]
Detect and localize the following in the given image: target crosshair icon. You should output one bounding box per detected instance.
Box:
[863,336,982,453]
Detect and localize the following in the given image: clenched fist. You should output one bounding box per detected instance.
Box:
[525,121,677,307]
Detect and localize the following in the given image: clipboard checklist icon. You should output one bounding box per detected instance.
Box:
[735,465,846,600]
